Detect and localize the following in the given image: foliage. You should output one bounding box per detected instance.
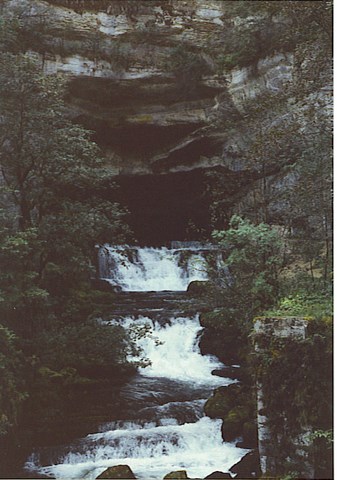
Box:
[0,325,27,436]
[209,0,331,72]
[35,320,134,375]
[0,48,133,445]
[309,428,333,444]
[212,215,283,316]
[164,46,211,96]
[0,53,129,331]
[264,290,332,322]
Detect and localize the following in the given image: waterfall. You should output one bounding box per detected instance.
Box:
[25,244,247,479]
[98,245,209,291]
[119,315,226,384]
[26,418,245,480]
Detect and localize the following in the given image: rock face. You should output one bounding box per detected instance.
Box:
[1,0,331,243]
[253,317,311,477]
[254,316,309,339]
[2,0,294,175]
[228,53,293,109]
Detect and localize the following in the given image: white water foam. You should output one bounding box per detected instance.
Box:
[122,315,231,385]
[26,247,247,479]
[28,417,246,479]
[99,246,208,291]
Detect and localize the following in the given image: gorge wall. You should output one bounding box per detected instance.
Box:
[3,0,328,244]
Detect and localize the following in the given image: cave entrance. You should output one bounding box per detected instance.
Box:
[115,169,212,246]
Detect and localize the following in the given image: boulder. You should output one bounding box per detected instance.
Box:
[204,384,241,419]
[204,471,232,478]
[187,281,212,296]
[163,471,189,479]
[221,405,250,442]
[229,451,262,479]
[96,465,136,479]
[199,310,244,364]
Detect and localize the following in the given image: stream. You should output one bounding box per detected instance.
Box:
[25,244,247,479]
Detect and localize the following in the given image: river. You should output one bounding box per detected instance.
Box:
[25,245,247,479]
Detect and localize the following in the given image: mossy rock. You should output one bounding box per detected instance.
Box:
[204,384,241,419]
[199,309,247,364]
[199,327,242,364]
[226,405,249,423]
[204,391,232,419]
[221,406,251,442]
[163,471,189,479]
[199,308,241,331]
[221,417,242,442]
[96,465,136,479]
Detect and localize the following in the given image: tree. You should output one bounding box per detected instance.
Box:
[212,215,283,317]
[0,325,27,436]
[286,104,332,282]
[0,52,130,335]
[0,48,136,450]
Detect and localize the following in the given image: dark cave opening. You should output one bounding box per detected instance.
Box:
[115,169,213,245]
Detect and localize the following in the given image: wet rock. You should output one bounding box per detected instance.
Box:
[211,366,245,381]
[204,384,241,419]
[90,278,122,292]
[205,383,255,444]
[229,451,262,479]
[199,310,244,364]
[221,403,252,442]
[199,328,239,365]
[164,471,189,479]
[96,465,136,479]
[236,421,258,449]
[187,280,212,296]
[204,471,231,478]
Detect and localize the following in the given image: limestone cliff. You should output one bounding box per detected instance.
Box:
[1,0,295,173]
[1,0,332,242]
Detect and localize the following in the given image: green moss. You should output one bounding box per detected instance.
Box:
[226,405,249,423]
[204,391,232,419]
[263,291,332,321]
[204,384,241,419]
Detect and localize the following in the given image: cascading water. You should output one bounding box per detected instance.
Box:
[98,245,209,291]
[25,246,247,479]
